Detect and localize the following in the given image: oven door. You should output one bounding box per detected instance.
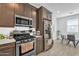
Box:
[20,41,34,55]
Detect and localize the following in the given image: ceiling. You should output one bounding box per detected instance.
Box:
[30,3,79,18]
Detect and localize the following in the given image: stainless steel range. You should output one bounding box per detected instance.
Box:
[13,31,36,56]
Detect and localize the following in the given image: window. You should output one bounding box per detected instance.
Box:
[67,19,78,33]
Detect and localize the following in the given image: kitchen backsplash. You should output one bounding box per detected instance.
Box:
[0,27,14,36]
[14,26,30,31]
[0,27,30,36]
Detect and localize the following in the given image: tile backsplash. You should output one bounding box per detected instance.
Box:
[0,27,30,36]
[14,26,30,31]
[0,27,14,36]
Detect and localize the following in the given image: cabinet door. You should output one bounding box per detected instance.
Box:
[36,37,43,54]
[43,7,48,19]
[0,42,15,56]
[0,4,14,27]
[31,7,36,28]
[14,3,25,16]
[42,7,52,20]
[0,48,15,56]
[25,4,31,18]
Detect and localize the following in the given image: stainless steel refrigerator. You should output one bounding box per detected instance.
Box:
[43,19,53,51]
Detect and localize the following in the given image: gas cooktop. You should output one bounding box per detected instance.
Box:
[13,33,35,41]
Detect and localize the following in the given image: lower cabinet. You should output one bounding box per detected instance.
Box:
[0,42,15,56]
[36,36,43,54]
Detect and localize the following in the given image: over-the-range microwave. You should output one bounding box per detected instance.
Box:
[15,15,32,27]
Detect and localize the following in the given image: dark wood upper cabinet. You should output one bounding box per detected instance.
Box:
[42,6,52,20]
[42,7,48,19]
[36,7,44,35]
[0,4,14,27]
[31,7,37,28]
[25,4,31,18]
[14,3,25,16]
[25,4,37,28]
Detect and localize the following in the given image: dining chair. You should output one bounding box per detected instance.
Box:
[67,34,76,48]
[61,34,65,43]
[60,34,67,43]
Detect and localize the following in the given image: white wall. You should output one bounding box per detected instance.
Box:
[57,17,67,35]
[56,14,79,39]
[52,17,57,40]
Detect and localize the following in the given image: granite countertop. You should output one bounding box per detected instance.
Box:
[0,35,42,45]
[0,39,16,45]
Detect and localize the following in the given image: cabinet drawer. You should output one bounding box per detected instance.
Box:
[0,48,15,56]
[0,42,15,56]
[0,42,15,50]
